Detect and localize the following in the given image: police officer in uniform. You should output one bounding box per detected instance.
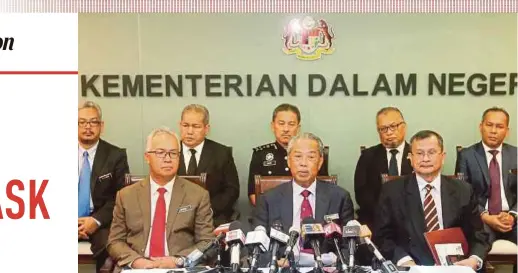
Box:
[248,103,329,205]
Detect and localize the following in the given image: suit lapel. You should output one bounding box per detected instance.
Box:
[401,142,413,174]
[137,178,152,246]
[376,144,389,174]
[197,140,212,173]
[474,142,490,186]
[281,183,293,230]
[440,176,457,228]
[502,144,511,192]
[90,139,108,194]
[178,143,187,175]
[406,175,426,238]
[167,177,187,240]
[315,182,330,223]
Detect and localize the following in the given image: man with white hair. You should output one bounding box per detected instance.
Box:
[78,101,130,273]
[107,127,214,272]
[254,132,354,267]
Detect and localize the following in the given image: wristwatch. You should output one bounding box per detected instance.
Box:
[174,256,186,268]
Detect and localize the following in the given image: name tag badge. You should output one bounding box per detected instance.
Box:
[177,205,193,213]
[263,160,276,167]
[98,173,112,181]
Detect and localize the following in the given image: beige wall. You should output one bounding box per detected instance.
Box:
[79,13,517,218]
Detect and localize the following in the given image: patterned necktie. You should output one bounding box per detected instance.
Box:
[424,185,440,232]
[150,188,167,257]
[300,190,314,254]
[78,151,91,217]
[388,149,399,176]
[488,150,502,215]
[187,149,197,175]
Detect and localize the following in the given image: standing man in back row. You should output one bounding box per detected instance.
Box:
[177,104,240,227]
[354,107,413,230]
[248,103,329,206]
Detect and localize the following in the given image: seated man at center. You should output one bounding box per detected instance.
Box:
[253,132,355,267]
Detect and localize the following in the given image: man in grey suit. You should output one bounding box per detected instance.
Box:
[455,107,517,248]
[254,132,355,267]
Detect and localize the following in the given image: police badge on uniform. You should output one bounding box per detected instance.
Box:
[263,152,276,166]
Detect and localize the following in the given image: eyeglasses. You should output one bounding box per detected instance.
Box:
[78,119,101,128]
[412,150,441,159]
[378,121,405,134]
[147,149,180,159]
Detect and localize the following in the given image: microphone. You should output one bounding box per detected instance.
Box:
[300,217,325,272]
[342,220,361,268]
[282,226,300,258]
[269,220,289,273]
[348,220,398,273]
[323,215,347,272]
[225,221,246,273]
[245,226,270,273]
[185,232,226,267]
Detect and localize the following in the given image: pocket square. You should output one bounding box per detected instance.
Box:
[98,173,112,180]
[177,205,193,213]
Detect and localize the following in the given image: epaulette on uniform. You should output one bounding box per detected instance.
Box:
[253,142,277,152]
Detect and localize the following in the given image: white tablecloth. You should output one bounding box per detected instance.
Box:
[121,267,379,273]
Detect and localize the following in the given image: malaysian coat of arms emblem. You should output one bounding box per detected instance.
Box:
[282,16,335,60]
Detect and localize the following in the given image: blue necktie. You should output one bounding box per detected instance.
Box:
[78,151,91,217]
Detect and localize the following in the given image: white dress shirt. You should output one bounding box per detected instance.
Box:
[385,142,406,175]
[291,180,336,266]
[482,142,510,211]
[182,141,204,173]
[397,175,482,269]
[143,176,176,257]
[78,141,98,216]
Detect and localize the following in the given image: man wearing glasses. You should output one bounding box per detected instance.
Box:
[354,107,412,231]
[374,130,489,270]
[78,101,130,273]
[107,127,214,272]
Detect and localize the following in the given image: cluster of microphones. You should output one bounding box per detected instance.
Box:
[183,214,399,273]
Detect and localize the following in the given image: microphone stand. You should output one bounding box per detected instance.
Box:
[215,244,224,273]
[332,238,347,273]
[288,252,299,273]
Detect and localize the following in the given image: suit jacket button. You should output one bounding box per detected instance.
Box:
[268,171,272,175]
[285,167,289,171]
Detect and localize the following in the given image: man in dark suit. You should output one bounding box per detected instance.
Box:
[78,101,130,273]
[374,130,489,271]
[248,104,329,206]
[177,104,240,227]
[254,132,354,267]
[355,107,412,229]
[455,107,517,250]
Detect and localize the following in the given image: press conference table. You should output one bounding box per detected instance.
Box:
[120,266,475,273]
[121,267,397,273]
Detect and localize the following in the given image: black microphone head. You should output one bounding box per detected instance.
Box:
[301,216,316,225]
[272,219,283,231]
[229,221,242,231]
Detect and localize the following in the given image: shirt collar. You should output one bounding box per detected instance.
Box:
[182,140,205,156]
[386,141,406,155]
[416,173,441,192]
[482,141,502,154]
[292,179,317,196]
[78,140,99,157]
[150,175,176,194]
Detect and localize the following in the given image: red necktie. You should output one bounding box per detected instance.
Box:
[150,188,167,257]
[300,190,314,254]
[488,150,502,215]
